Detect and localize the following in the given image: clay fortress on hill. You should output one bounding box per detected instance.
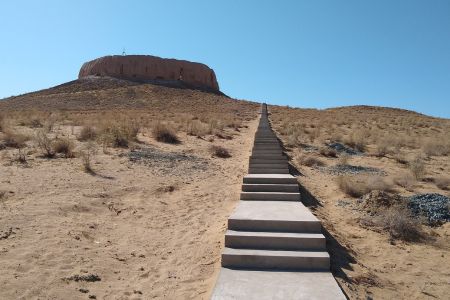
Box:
[79,54,221,93]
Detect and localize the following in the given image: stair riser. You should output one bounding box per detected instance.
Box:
[249,163,288,168]
[228,219,322,233]
[222,254,330,270]
[248,169,289,174]
[240,192,300,201]
[242,184,299,192]
[225,235,326,251]
[243,177,297,184]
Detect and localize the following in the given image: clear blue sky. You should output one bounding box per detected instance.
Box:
[1,1,449,118]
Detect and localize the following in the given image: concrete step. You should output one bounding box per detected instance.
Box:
[243,174,297,184]
[252,150,283,155]
[225,230,326,251]
[248,168,289,174]
[250,155,286,160]
[211,268,347,300]
[222,248,330,270]
[242,183,299,192]
[240,191,300,201]
[253,145,282,149]
[248,155,288,163]
[248,163,288,169]
[228,201,321,233]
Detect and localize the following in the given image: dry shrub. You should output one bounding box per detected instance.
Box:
[1,130,29,148]
[186,120,210,137]
[298,155,325,167]
[210,145,231,158]
[52,138,75,158]
[152,123,179,144]
[435,177,450,190]
[393,151,408,165]
[100,121,140,148]
[375,206,424,242]
[422,139,450,157]
[337,153,350,166]
[78,126,97,141]
[375,140,389,157]
[345,129,367,152]
[80,142,97,173]
[34,130,55,158]
[319,146,337,157]
[15,148,27,164]
[0,114,4,132]
[337,175,393,198]
[393,172,416,190]
[408,156,425,180]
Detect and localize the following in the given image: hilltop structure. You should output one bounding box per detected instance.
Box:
[78,55,220,92]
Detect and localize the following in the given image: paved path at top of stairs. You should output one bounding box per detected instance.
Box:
[211,104,346,300]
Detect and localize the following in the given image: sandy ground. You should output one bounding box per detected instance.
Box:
[283,147,450,300]
[0,117,259,299]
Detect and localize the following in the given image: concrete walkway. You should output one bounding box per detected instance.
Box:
[211,104,346,299]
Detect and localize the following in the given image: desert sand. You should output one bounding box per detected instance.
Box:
[0,117,258,299]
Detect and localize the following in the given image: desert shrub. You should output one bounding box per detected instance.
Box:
[345,130,367,152]
[375,206,424,242]
[337,175,392,198]
[29,118,43,128]
[34,130,55,158]
[408,156,425,180]
[422,139,450,157]
[78,126,97,141]
[1,130,29,148]
[186,120,210,137]
[298,155,325,167]
[100,121,140,148]
[80,142,97,173]
[393,173,416,190]
[0,114,4,132]
[435,177,450,190]
[393,151,408,164]
[153,123,180,144]
[319,146,337,157]
[210,145,231,158]
[52,138,75,158]
[15,148,27,164]
[337,153,350,166]
[375,139,390,157]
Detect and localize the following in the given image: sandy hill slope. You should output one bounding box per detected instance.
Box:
[0,77,253,115]
[270,105,450,300]
[0,78,259,299]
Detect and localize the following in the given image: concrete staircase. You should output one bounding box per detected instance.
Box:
[211,104,346,300]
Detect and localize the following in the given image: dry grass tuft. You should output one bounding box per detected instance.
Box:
[1,130,29,148]
[80,142,97,173]
[34,130,55,158]
[422,139,450,157]
[319,146,338,157]
[210,145,231,158]
[78,126,97,141]
[99,121,140,148]
[337,175,393,198]
[435,176,450,190]
[186,120,210,137]
[337,153,350,166]
[393,172,416,190]
[52,138,75,158]
[298,155,325,167]
[345,129,367,152]
[375,206,424,242]
[152,123,180,144]
[0,114,4,132]
[408,156,426,180]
